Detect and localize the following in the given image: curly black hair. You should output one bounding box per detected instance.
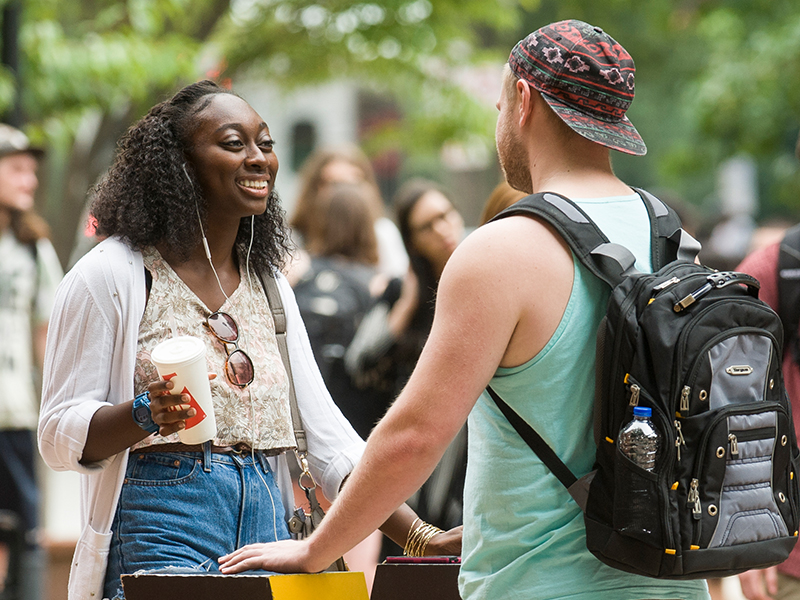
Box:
[91,80,290,272]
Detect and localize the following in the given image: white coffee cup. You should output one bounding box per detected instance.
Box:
[150,336,217,445]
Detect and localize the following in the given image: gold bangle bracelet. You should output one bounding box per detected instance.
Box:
[404,519,444,557]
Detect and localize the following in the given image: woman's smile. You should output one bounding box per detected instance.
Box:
[236,177,271,198]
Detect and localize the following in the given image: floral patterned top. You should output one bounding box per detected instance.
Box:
[132,247,296,453]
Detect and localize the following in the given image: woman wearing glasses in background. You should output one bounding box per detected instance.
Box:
[38,81,459,600]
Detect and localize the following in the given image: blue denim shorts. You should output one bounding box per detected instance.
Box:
[104,446,290,600]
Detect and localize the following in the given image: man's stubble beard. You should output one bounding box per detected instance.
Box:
[496,118,532,195]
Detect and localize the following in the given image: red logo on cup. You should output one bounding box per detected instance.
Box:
[181,387,207,429]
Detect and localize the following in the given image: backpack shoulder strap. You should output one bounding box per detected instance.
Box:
[487,385,593,510]
[489,191,636,287]
[490,190,699,286]
[632,187,700,267]
[254,266,308,455]
[778,223,800,364]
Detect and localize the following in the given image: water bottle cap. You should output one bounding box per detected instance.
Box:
[633,406,652,418]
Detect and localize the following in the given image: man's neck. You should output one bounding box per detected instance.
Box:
[531,167,632,199]
[528,138,631,199]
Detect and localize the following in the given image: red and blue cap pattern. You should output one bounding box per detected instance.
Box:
[509,20,647,156]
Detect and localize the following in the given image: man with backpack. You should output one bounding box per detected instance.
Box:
[0,124,63,599]
[734,133,800,600]
[219,21,790,600]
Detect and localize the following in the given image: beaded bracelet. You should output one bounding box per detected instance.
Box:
[404,517,445,557]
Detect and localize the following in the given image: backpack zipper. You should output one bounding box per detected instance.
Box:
[653,276,681,293]
[728,427,777,457]
[675,420,686,462]
[680,386,690,412]
[688,478,701,518]
[727,433,738,456]
[629,383,640,407]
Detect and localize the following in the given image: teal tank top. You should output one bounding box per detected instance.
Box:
[459,194,710,600]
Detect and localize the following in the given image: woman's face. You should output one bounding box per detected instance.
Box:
[187,94,278,223]
[407,190,464,270]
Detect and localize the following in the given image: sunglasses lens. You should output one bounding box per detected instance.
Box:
[226,349,254,387]
[208,312,239,342]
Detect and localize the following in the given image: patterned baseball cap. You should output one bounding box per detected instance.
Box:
[0,123,44,159]
[509,20,646,156]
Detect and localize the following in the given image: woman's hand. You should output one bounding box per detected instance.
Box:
[425,525,462,557]
[218,539,324,575]
[147,379,195,437]
[147,373,216,437]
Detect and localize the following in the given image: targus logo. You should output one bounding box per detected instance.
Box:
[726,365,753,376]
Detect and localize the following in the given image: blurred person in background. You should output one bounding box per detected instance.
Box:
[0,124,63,600]
[734,132,800,600]
[287,145,407,285]
[294,181,385,437]
[345,178,468,549]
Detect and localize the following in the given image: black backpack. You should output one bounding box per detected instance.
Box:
[487,189,800,579]
[293,256,375,382]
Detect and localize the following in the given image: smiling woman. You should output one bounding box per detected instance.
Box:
[37,81,460,600]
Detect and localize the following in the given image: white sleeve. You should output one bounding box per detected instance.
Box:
[277,272,366,502]
[38,268,116,474]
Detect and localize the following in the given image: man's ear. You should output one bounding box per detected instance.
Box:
[516,79,534,127]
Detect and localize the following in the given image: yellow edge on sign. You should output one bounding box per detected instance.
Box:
[269,572,369,599]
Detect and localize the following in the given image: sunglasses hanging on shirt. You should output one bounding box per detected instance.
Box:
[205,311,255,387]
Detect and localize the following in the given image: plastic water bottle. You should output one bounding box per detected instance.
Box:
[619,406,660,471]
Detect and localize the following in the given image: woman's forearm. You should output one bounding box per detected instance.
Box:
[79,378,197,464]
[79,401,149,464]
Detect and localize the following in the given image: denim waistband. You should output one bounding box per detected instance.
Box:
[129,441,273,474]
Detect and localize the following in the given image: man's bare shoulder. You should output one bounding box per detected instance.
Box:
[448,214,571,278]
[439,214,575,368]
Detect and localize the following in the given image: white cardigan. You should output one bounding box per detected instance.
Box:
[38,237,366,600]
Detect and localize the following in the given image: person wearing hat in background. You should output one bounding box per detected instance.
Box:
[0,124,63,600]
[219,20,710,600]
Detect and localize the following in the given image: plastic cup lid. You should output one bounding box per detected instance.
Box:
[150,336,205,365]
